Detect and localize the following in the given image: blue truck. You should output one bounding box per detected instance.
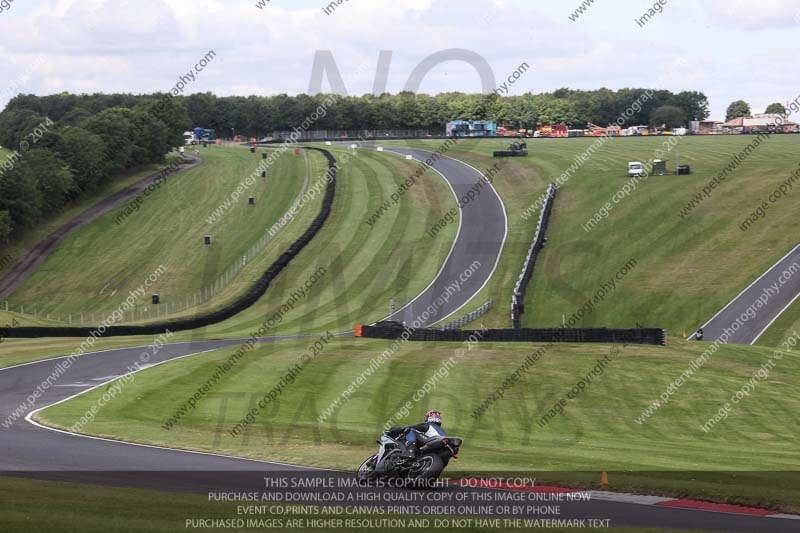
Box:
[446,120,497,137]
[187,127,216,144]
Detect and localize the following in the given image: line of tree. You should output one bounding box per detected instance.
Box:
[725,100,787,122]
[0,87,709,244]
[0,94,189,243]
[181,88,709,137]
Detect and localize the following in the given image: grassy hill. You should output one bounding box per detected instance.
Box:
[390,136,800,345]
[168,145,458,338]
[38,336,800,512]
[9,136,799,344]
[1,144,457,337]
[5,145,314,319]
[1,157,173,279]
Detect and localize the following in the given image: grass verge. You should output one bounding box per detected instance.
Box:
[166,145,457,340]
[6,145,311,319]
[0,159,175,281]
[387,136,800,346]
[36,336,800,513]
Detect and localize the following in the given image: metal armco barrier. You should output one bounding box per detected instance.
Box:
[438,300,492,330]
[512,183,556,329]
[359,325,667,346]
[1,147,338,339]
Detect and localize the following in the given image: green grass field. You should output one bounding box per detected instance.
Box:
[8,136,800,346]
[0,476,693,533]
[5,145,314,319]
[0,144,457,367]
[163,145,457,339]
[37,337,800,512]
[389,136,800,345]
[0,159,175,280]
[3,145,457,338]
[757,299,800,347]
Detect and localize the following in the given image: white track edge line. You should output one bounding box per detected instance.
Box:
[437,153,509,323]
[23,347,333,472]
[750,289,800,345]
[370,148,464,324]
[0,343,153,372]
[0,336,318,376]
[689,243,800,340]
[373,146,508,325]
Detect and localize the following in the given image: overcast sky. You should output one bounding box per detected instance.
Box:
[1,0,799,120]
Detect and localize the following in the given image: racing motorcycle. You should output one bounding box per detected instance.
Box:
[356,428,462,485]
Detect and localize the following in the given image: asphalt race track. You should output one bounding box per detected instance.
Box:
[374,146,507,327]
[693,243,800,344]
[1,150,797,531]
[1,342,798,532]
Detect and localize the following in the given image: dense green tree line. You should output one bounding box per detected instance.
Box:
[3,87,709,142]
[0,94,189,242]
[179,88,709,136]
[0,87,708,244]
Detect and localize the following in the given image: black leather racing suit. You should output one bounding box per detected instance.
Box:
[386,422,445,454]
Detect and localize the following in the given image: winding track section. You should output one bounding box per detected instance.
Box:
[372,146,507,326]
[1,147,797,531]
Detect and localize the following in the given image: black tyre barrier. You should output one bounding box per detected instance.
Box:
[511,183,556,329]
[359,325,667,346]
[1,147,337,339]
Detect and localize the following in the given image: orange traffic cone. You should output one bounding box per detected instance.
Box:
[600,471,609,486]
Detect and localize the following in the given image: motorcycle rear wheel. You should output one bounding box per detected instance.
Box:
[407,454,444,483]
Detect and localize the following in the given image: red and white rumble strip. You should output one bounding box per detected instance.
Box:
[449,479,800,520]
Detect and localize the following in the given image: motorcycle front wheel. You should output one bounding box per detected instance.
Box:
[356,454,379,482]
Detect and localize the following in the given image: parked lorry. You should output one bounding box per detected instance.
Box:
[185,127,216,145]
[535,124,568,138]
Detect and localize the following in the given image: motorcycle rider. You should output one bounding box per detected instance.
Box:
[385,410,445,459]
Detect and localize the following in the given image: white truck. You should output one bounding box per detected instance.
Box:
[628,161,645,177]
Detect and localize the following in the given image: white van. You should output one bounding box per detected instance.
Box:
[628,161,645,177]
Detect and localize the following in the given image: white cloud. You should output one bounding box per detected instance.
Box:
[0,0,797,121]
[705,0,800,30]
